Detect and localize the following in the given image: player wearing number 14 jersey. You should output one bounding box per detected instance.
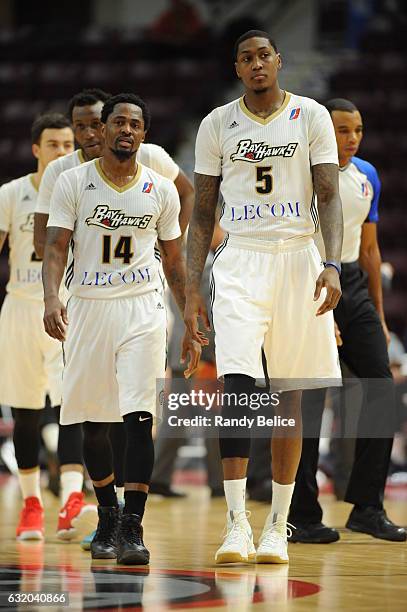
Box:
[42,93,202,564]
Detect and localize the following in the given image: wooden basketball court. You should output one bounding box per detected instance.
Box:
[0,475,406,611]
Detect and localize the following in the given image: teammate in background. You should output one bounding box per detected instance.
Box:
[33,87,194,550]
[185,30,343,564]
[0,113,97,541]
[289,99,406,543]
[42,94,203,564]
[34,88,194,256]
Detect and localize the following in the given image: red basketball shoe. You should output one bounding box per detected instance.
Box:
[16,497,44,541]
[57,492,98,541]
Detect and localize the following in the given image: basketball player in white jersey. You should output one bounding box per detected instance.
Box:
[42,93,203,564]
[0,113,97,541]
[34,88,194,256]
[33,87,195,550]
[185,30,343,564]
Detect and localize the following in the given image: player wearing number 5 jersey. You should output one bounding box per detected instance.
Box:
[185,30,343,565]
[43,93,203,565]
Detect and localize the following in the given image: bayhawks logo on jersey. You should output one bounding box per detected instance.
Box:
[230,140,298,163]
[85,205,152,230]
[20,212,34,233]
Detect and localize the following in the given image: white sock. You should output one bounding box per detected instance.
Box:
[18,469,42,504]
[116,486,125,503]
[265,480,295,533]
[224,478,247,525]
[60,471,83,506]
[41,423,59,453]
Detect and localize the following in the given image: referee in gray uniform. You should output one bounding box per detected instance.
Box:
[289,99,406,543]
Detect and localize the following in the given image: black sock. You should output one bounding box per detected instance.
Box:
[124,491,147,518]
[109,423,126,488]
[94,482,118,507]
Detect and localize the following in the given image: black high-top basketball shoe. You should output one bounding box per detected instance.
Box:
[91,506,120,559]
[117,513,150,565]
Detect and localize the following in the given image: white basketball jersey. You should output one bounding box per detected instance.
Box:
[36,144,179,215]
[314,156,380,263]
[195,93,338,242]
[48,160,181,298]
[0,174,43,300]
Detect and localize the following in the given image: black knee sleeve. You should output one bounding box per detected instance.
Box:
[123,412,154,485]
[109,422,126,487]
[54,406,84,466]
[12,408,42,469]
[58,424,84,466]
[219,374,254,459]
[83,422,112,481]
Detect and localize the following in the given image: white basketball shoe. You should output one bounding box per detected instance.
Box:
[256,516,295,564]
[215,511,256,564]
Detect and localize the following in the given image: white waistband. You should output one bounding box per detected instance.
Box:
[227,234,314,253]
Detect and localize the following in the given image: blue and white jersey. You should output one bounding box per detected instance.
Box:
[315,156,380,263]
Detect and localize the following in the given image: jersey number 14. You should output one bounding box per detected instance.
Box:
[102,235,134,264]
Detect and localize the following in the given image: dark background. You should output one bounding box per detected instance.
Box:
[0,0,406,338]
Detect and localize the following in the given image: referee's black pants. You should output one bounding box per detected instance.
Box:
[289,262,394,524]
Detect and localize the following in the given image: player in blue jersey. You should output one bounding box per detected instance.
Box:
[289,98,406,543]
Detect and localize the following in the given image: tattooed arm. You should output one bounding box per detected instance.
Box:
[184,173,220,340]
[312,163,343,315]
[313,163,343,263]
[186,173,220,293]
[42,226,72,341]
[159,237,188,314]
[159,237,207,377]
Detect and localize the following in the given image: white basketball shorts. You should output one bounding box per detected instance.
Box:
[60,291,167,425]
[210,235,341,391]
[0,294,63,408]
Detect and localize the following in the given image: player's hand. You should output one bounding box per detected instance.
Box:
[314,267,342,316]
[44,296,68,341]
[184,290,210,344]
[334,321,343,346]
[381,319,391,346]
[181,331,203,379]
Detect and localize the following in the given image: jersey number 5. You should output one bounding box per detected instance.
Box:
[102,235,134,264]
[255,166,273,195]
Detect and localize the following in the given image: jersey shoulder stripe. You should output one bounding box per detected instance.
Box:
[351,156,380,222]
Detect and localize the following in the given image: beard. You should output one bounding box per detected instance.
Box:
[253,86,269,94]
[110,147,134,161]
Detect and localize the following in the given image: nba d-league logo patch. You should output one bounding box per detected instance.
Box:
[142,181,153,193]
[289,107,301,120]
